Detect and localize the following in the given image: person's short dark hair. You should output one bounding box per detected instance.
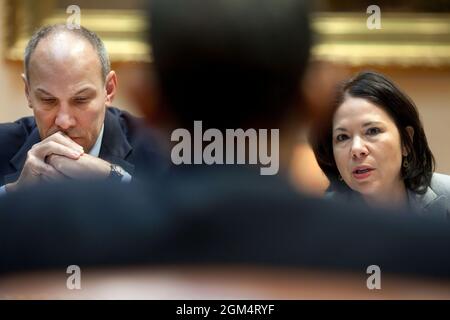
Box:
[24,24,110,83]
[310,71,435,194]
[148,0,312,130]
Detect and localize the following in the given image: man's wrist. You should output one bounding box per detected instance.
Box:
[109,164,125,182]
[121,171,132,183]
[108,164,132,183]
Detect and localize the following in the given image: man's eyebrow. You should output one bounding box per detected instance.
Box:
[74,87,96,95]
[334,127,347,132]
[35,88,54,96]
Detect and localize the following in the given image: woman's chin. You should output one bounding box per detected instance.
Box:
[350,182,380,197]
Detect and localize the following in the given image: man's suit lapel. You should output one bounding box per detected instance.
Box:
[4,127,41,184]
[99,108,135,174]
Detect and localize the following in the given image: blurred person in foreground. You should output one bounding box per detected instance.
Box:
[311,71,450,218]
[0,24,167,195]
[1,0,450,282]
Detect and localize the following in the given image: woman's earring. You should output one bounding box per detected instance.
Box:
[402,158,409,168]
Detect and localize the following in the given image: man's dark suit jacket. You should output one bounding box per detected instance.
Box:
[0,107,168,185]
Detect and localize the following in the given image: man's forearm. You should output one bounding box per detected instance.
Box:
[0,166,131,198]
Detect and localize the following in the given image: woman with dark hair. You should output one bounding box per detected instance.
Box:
[311,71,450,218]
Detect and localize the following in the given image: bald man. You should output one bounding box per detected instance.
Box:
[0,24,167,193]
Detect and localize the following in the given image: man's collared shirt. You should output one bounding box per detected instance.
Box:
[89,124,104,157]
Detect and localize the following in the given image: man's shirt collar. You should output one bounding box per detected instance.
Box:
[88,124,104,157]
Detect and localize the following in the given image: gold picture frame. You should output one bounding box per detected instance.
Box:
[313,12,450,67]
[4,0,150,63]
[4,0,450,67]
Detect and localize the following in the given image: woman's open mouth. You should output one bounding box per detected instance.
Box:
[352,167,374,180]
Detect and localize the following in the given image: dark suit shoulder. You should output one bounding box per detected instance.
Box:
[0,115,36,137]
[105,106,170,177]
[106,106,166,156]
[106,106,146,138]
[0,116,36,161]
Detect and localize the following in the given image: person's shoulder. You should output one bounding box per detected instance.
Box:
[430,173,450,197]
[106,106,149,140]
[107,106,166,145]
[106,106,145,128]
[0,115,36,165]
[0,115,36,134]
[0,115,36,146]
[106,106,170,174]
[166,167,359,218]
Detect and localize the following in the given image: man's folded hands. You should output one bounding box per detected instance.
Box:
[6,131,110,192]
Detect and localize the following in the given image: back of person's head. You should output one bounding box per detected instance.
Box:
[148,0,311,130]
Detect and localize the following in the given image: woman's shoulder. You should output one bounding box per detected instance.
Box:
[430,173,450,197]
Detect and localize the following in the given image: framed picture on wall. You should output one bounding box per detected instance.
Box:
[4,0,150,63]
[4,0,450,67]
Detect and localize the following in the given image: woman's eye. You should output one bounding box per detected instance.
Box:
[336,134,349,142]
[366,127,381,136]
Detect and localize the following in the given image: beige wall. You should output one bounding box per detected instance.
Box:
[0,0,29,121]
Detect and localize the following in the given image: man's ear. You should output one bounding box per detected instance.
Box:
[22,73,32,109]
[402,126,415,156]
[105,71,118,105]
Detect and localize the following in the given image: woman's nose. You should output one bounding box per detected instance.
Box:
[350,136,369,159]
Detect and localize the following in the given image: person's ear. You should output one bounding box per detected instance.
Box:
[300,62,349,126]
[22,73,32,109]
[105,71,118,105]
[402,126,414,156]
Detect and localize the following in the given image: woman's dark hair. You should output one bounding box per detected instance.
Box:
[310,71,435,194]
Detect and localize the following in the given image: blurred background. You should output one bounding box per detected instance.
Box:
[1,0,449,194]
